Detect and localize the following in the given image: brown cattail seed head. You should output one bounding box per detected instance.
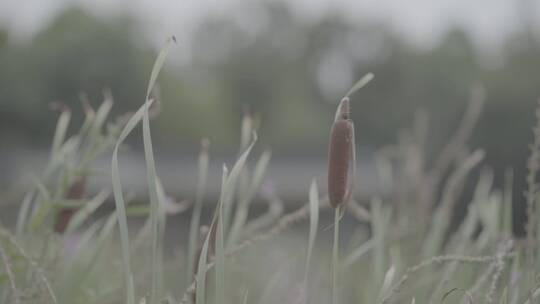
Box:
[328,98,353,208]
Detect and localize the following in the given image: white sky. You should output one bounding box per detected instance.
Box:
[0,0,537,53]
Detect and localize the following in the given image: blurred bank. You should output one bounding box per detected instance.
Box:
[0,1,539,206]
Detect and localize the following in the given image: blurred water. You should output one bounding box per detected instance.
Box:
[0,149,386,206]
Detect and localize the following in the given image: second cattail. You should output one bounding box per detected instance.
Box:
[328,97,354,208]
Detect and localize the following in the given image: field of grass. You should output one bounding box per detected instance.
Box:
[1,39,540,304]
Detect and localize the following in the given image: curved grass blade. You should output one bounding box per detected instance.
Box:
[215,165,228,303]
[187,140,210,283]
[15,192,34,236]
[343,239,374,268]
[224,132,258,245]
[195,210,218,304]
[304,179,319,300]
[51,110,71,158]
[344,73,374,98]
[142,37,174,304]
[65,189,110,234]
[112,101,150,304]
[111,37,174,304]
[228,150,271,245]
[377,265,395,303]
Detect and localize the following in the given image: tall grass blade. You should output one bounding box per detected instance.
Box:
[51,110,71,158]
[343,239,374,267]
[112,97,153,304]
[155,178,168,300]
[195,207,219,304]
[228,150,271,245]
[91,95,113,137]
[371,198,387,288]
[215,166,228,304]
[111,36,174,304]
[304,179,319,300]
[224,132,257,245]
[345,73,374,98]
[187,139,210,283]
[377,265,395,303]
[422,150,484,258]
[503,169,513,237]
[65,189,110,234]
[142,38,173,303]
[15,192,34,236]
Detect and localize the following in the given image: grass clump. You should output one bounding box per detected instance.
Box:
[3,42,540,304]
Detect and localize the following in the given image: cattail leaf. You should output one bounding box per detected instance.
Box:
[187,139,210,282]
[224,131,257,203]
[377,265,395,302]
[422,150,484,258]
[250,151,272,198]
[343,239,374,267]
[91,96,113,137]
[111,96,146,304]
[240,112,253,152]
[228,150,271,245]
[371,198,386,287]
[154,177,168,299]
[65,189,110,234]
[304,179,319,298]
[111,37,174,304]
[52,110,71,158]
[215,165,228,303]
[15,192,34,236]
[144,36,175,102]
[195,222,212,304]
[194,166,227,304]
[224,132,258,244]
[141,37,174,304]
[344,73,374,98]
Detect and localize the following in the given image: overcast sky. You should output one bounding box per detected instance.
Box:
[0,0,538,53]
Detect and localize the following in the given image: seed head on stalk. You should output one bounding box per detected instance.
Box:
[327,72,373,208]
[327,73,373,304]
[328,97,354,208]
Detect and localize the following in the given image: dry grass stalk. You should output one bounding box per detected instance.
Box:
[485,241,513,304]
[381,253,513,304]
[417,87,485,226]
[0,226,58,304]
[0,240,21,304]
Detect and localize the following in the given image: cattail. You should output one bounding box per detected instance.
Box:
[328,97,354,208]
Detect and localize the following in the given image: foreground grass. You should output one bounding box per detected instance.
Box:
[1,43,540,304]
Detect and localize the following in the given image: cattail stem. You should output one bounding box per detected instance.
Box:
[332,207,341,304]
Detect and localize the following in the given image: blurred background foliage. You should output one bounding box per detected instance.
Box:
[0,2,539,176]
